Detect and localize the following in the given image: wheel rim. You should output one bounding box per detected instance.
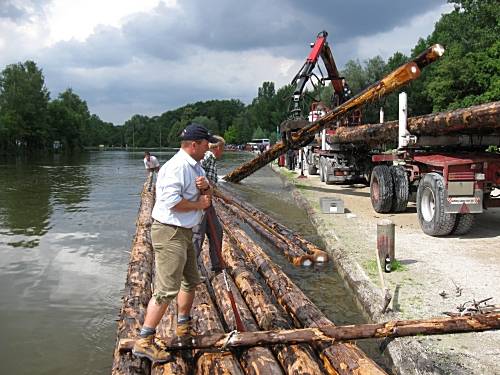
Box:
[421,186,436,222]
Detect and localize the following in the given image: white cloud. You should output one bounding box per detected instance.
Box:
[45,0,176,45]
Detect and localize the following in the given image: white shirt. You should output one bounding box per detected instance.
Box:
[144,155,160,169]
[151,149,206,228]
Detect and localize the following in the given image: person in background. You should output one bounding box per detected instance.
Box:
[133,123,217,364]
[144,151,160,174]
[192,135,225,274]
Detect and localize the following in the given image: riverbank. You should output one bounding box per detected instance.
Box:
[270,163,500,375]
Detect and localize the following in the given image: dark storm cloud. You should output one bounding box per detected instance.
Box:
[32,0,449,123]
[40,0,446,69]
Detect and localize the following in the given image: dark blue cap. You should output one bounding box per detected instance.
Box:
[180,123,218,143]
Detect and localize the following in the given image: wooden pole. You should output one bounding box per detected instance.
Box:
[224,45,444,183]
[118,312,500,351]
[377,219,395,271]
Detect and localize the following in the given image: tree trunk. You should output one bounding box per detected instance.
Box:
[333,101,500,145]
[215,199,314,266]
[112,180,155,375]
[198,247,285,375]
[218,240,327,375]
[121,311,500,352]
[223,45,443,183]
[215,187,329,263]
[216,205,386,375]
[191,282,245,375]
[152,302,191,374]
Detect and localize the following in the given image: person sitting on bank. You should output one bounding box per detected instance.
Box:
[192,135,225,274]
[143,151,160,174]
[132,123,217,363]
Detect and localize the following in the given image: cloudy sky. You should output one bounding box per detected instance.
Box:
[0,0,453,124]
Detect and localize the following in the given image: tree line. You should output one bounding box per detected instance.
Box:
[0,0,497,153]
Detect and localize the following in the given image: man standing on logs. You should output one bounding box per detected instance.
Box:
[192,135,225,274]
[133,123,217,363]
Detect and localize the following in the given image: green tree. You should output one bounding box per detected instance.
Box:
[48,89,90,150]
[0,61,50,150]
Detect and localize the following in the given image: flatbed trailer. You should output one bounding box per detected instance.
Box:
[369,94,500,236]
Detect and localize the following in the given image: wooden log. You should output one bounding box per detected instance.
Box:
[216,205,386,375]
[198,247,285,375]
[223,45,444,183]
[333,101,500,145]
[219,240,327,375]
[376,219,395,272]
[191,282,245,375]
[118,312,500,352]
[152,302,190,374]
[112,180,156,374]
[215,199,314,266]
[215,187,329,263]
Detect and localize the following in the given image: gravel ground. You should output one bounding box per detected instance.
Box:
[271,163,500,375]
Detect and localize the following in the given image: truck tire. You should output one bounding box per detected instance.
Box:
[451,214,475,235]
[370,165,394,213]
[390,165,409,212]
[319,157,325,182]
[416,173,457,236]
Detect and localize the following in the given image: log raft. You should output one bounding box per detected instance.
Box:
[114,176,498,374]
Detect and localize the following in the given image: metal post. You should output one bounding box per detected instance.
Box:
[398,92,408,149]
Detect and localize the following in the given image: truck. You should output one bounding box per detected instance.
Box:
[368,94,500,236]
[279,31,367,184]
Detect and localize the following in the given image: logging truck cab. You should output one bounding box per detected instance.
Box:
[370,93,500,236]
[304,103,364,184]
[280,30,365,183]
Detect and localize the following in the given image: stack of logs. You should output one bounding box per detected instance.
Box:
[214,186,329,266]
[113,178,500,374]
[111,177,387,374]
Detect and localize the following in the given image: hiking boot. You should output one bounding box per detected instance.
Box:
[132,335,171,364]
[176,318,196,337]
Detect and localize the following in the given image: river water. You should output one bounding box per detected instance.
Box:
[0,150,386,374]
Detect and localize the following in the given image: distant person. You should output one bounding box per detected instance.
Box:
[133,123,216,363]
[143,151,160,174]
[259,143,265,154]
[192,135,225,274]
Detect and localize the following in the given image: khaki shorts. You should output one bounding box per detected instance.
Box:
[151,222,201,304]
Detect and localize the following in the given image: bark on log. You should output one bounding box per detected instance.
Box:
[191,282,245,375]
[333,101,500,145]
[112,179,156,375]
[215,199,314,266]
[198,246,285,375]
[152,302,191,374]
[219,240,327,375]
[216,205,386,375]
[224,45,444,183]
[215,187,329,263]
[117,312,500,352]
